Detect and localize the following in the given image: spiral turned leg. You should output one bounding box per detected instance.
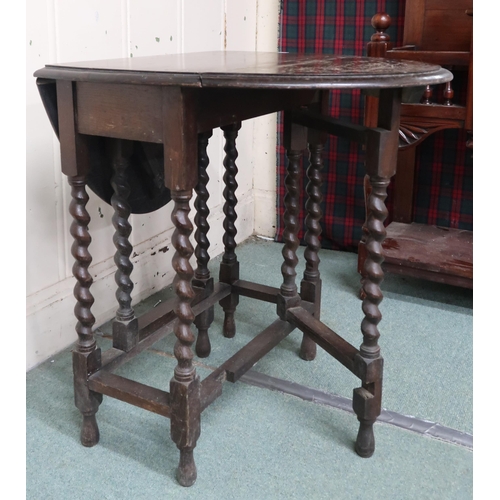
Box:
[110,140,138,352]
[68,175,102,447]
[170,189,201,487]
[193,131,214,358]
[353,176,388,458]
[299,142,324,361]
[277,147,302,319]
[358,174,372,300]
[219,123,241,338]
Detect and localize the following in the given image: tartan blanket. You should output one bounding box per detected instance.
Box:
[276,0,473,251]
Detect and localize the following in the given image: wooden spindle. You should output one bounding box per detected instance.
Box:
[443,81,454,106]
[421,85,433,104]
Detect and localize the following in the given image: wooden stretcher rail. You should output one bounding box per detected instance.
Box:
[400,103,466,121]
[290,109,369,143]
[137,281,217,342]
[88,370,172,418]
[286,306,358,374]
[223,318,295,383]
[200,371,225,413]
[102,282,232,373]
[200,318,296,411]
[231,279,280,304]
[137,296,177,341]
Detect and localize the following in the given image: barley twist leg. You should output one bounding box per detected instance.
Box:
[299,142,324,360]
[353,176,388,458]
[219,123,241,338]
[277,146,302,318]
[69,175,102,447]
[194,131,214,358]
[110,140,138,352]
[170,189,201,487]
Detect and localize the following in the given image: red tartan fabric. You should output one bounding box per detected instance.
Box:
[276,0,473,251]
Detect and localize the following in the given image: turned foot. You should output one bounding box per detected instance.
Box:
[177,448,197,487]
[219,292,238,338]
[355,420,375,458]
[81,413,100,447]
[193,299,214,358]
[352,383,380,458]
[195,324,211,358]
[299,334,317,361]
[223,311,236,338]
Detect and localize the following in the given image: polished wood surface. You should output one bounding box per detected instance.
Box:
[35,50,450,88]
[34,51,452,487]
[383,222,473,287]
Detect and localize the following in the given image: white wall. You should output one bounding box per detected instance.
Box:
[26,0,280,371]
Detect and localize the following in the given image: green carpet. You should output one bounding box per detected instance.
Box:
[26,237,473,499]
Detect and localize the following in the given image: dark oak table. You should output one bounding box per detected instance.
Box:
[34,52,451,487]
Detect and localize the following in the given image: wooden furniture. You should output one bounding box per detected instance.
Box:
[34,52,450,487]
[358,1,473,289]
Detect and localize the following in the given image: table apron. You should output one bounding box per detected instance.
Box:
[75,82,319,142]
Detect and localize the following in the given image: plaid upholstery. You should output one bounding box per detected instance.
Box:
[276,0,473,251]
[414,128,473,230]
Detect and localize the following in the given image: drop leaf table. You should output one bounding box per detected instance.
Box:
[34,51,451,487]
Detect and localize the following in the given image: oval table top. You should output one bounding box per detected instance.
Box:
[34,51,452,214]
[34,51,452,89]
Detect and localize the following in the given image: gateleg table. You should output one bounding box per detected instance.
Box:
[34,51,451,487]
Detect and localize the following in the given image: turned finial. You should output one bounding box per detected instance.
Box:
[371,13,391,42]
